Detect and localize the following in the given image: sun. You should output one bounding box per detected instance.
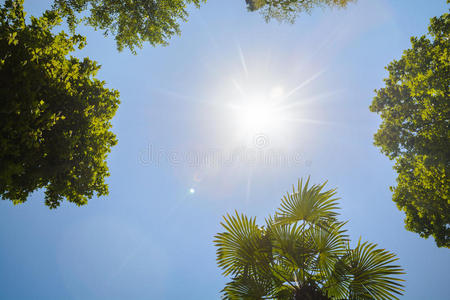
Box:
[230,87,286,138]
[196,46,334,149]
[240,103,272,132]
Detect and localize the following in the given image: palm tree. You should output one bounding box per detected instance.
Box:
[214,178,405,299]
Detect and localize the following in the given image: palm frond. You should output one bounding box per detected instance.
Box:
[346,239,405,300]
[221,273,273,300]
[275,177,340,226]
[214,211,271,277]
[269,220,314,278]
[324,248,352,299]
[222,273,295,300]
[306,221,348,277]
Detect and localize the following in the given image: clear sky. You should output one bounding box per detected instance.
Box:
[1,0,449,299]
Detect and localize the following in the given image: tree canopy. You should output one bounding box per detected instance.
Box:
[52,0,205,53]
[48,0,354,52]
[245,0,355,23]
[0,0,120,208]
[214,178,405,299]
[370,13,449,247]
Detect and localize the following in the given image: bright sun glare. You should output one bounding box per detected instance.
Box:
[211,46,335,148]
[231,86,285,137]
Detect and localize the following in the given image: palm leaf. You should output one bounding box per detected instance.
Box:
[306,221,348,279]
[275,177,340,226]
[214,211,271,277]
[269,221,316,285]
[346,239,405,300]
[221,273,273,300]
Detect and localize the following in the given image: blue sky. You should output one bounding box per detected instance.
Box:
[1,0,449,299]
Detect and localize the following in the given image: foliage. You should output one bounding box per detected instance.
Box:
[245,0,355,23]
[52,0,205,53]
[214,178,405,299]
[370,13,449,248]
[0,0,120,208]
